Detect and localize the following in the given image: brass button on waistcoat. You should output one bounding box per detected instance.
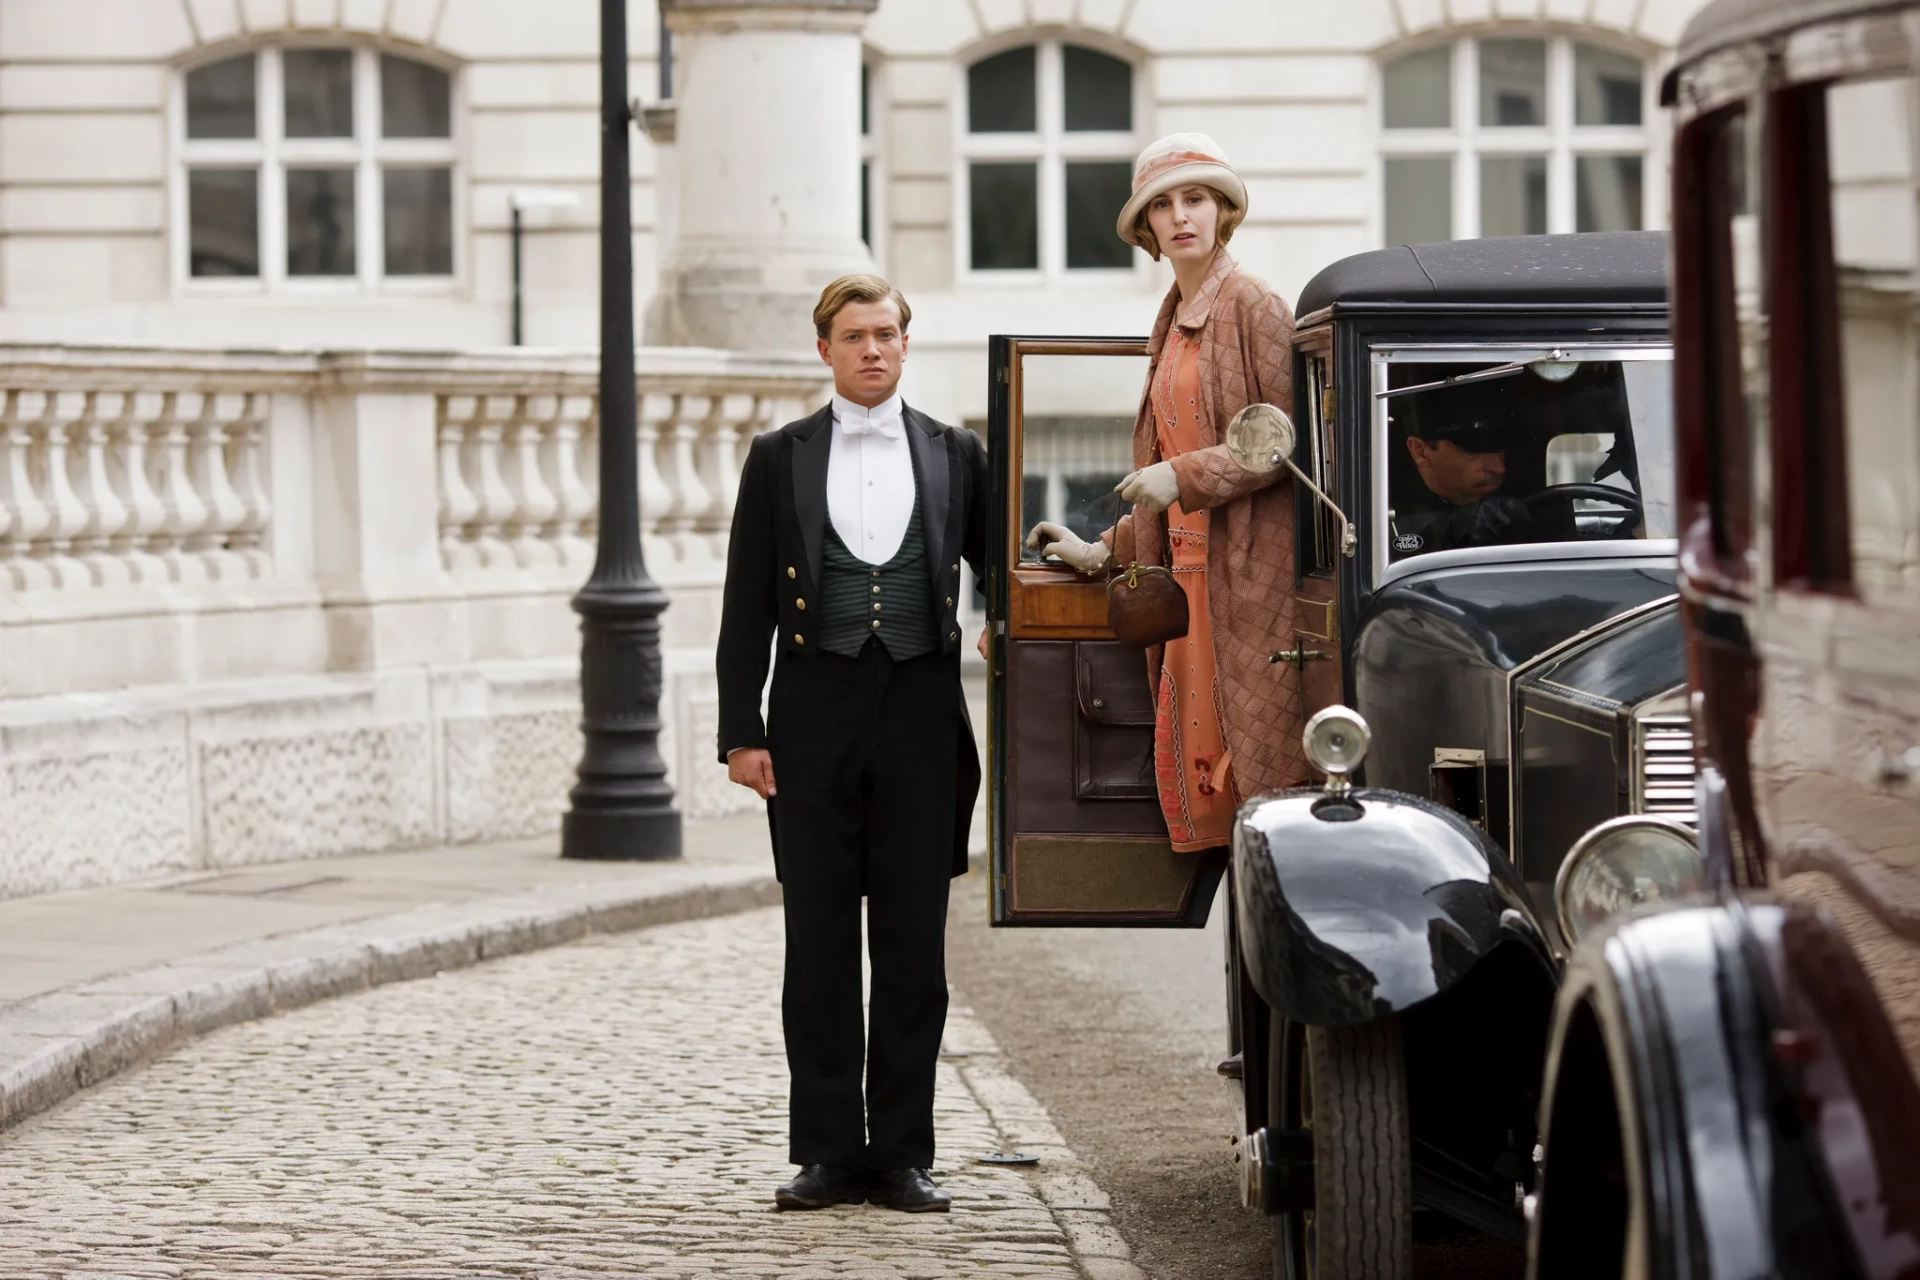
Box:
[796,599,806,610]
[870,619,881,630]
[794,633,804,644]
[787,567,796,579]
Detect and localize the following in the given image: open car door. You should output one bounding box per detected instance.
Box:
[985,335,1227,927]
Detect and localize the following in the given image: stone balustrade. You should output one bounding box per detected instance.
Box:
[0,343,826,899]
[431,384,787,579]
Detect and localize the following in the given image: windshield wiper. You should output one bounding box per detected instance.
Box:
[1376,349,1577,400]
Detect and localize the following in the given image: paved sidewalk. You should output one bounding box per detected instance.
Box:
[0,814,784,1133]
[0,904,1144,1278]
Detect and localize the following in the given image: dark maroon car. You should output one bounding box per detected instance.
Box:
[1526,2,1920,1276]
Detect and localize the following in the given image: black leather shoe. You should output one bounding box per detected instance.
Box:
[867,1167,952,1212]
[774,1164,869,1210]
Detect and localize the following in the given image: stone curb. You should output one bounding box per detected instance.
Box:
[0,862,784,1135]
[944,1007,1150,1280]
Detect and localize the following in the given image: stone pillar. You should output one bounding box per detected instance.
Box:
[658,0,877,353]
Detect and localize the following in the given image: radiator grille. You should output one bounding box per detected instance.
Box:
[1636,714,1697,824]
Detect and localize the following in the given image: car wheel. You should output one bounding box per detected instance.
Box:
[1269,1014,1411,1280]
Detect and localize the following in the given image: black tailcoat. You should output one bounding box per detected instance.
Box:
[715,403,989,879]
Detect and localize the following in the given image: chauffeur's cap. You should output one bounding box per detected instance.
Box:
[1402,381,1521,452]
[1409,415,1518,452]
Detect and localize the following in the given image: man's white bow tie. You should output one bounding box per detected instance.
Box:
[841,413,903,439]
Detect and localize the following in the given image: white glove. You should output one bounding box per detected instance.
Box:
[1116,460,1181,515]
[1025,521,1113,574]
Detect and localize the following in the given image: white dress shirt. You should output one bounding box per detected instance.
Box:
[827,391,916,566]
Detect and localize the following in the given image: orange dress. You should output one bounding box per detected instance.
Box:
[1153,330,1236,851]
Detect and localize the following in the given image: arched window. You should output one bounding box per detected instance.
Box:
[177,46,457,288]
[1378,36,1653,246]
[962,41,1138,277]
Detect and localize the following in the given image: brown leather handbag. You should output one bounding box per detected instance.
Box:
[1104,495,1189,648]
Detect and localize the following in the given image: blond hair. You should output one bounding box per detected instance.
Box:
[813,273,912,340]
[1130,187,1246,262]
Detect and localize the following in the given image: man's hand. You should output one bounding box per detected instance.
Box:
[976,626,989,660]
[727,747,777,799]
[1115,461,1181,514]
[1467,493,1533,543]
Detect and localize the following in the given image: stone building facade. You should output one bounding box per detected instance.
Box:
[0,0,1709,895]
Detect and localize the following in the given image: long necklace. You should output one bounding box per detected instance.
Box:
[1156,331,1182,443]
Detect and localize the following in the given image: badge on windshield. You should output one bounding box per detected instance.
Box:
[1394,533,1424,552]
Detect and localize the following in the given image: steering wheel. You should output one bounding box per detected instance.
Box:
[1525,483,1643,538]
[1525,483,1643,517]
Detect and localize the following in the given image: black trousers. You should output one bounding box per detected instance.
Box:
[766,639,960,1170]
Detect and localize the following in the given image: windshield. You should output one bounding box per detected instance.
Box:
[1377,352,1674,564]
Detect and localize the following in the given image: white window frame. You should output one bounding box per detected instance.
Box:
[862,57,887,269]
[171,43,463,297]
[954,38,1146,286]
[1376,33,1662,243]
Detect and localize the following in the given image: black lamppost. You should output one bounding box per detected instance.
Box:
[561,0,682,861]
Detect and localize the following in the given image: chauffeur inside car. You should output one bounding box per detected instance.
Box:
[1391,407,1574,558]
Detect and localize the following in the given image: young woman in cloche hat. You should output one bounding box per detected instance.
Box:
[1027,132,1305,853]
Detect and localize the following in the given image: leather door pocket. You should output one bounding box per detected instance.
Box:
[1073,643,1157,800]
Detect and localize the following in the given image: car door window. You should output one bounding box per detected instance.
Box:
[1016,353,1143,558]
[1826,72,1920,599]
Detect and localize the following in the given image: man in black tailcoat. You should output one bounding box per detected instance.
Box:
[715,273,987,1213]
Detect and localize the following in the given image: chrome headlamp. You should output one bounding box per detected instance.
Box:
[1303,706,1370,794]
[1554,816,1705,945]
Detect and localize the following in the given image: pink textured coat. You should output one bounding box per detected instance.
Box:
[1110,250,1306,801]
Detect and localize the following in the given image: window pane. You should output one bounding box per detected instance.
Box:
[1480,155,1547,235]
[861,160,871,247]
[286,167,357,276]
[1383,46,1450,129]
[381,54,450,138]
[1065,161,1132,268]
[970,162,1038,269]
[1018,397,1142,557]
[1576,155,1643,231]
[188,169,259,277]
[284,49,354,138]
[861,62,871,136]
[1574,44,1642,126]
[383,167,452,275]
[1064,45,1131,132]
[186,55,256,139]
[1384,157,1451,244]
[1479,38,1546,127]
[1385,357,1674,562]
[1828,75,1920,595]
[968,47,1036,133]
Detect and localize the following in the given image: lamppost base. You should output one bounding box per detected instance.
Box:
[561,807,684,861]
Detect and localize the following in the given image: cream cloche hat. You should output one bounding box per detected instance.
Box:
[1115,132,1249,251]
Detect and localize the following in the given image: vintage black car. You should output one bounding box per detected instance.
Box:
[985,230,1707,1279]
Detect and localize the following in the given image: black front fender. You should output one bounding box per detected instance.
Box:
[1233,787,1547,1027]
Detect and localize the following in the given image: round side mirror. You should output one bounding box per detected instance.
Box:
[1226,403,1297,475]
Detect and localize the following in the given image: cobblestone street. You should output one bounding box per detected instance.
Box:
[0,906,1127,1280]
